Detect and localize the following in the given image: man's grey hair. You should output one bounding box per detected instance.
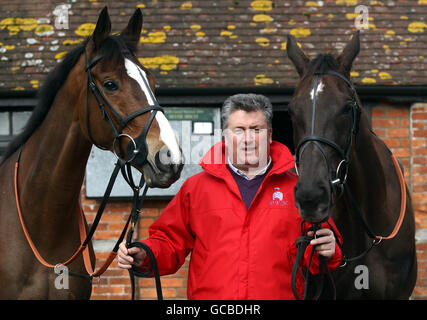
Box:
[221,93,273,130]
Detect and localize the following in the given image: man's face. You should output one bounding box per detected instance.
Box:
[224,109,272,174]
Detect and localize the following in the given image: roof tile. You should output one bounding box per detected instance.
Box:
[0,0,426,91]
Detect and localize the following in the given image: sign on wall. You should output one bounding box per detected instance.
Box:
[85,107,221,198]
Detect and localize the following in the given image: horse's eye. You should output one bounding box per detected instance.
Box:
[102,79,119,92]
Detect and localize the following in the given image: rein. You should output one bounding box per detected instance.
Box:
[291,223,336,300]
[291,70,408,299]
[13,48,165,300]
[341,153,407,245]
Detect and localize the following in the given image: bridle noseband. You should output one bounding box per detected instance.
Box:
[294,70,362,194]
[85,49,163,167]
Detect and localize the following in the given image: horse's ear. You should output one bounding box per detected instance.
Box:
[337,30,360,76]
[286,34,309,77]
[121,8,143,53]
[92,6,111,50]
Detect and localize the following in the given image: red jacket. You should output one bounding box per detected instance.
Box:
[141,141,342,299]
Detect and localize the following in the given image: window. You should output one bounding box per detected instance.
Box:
[0,111,12,155]
[12,111,32,134]
[0,110,32,155]
[0,92,36,156]
[0,112,9,135]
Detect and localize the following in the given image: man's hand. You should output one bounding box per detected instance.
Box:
[117,241,147,269]
[307,228,336,259]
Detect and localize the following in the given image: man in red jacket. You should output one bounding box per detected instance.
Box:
[118,93,342,299]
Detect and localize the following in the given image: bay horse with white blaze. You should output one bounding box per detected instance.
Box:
[0,8,183,299]
[286,31,417,299]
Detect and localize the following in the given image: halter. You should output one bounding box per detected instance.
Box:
[294,70,361,194]
[84,50,163,166]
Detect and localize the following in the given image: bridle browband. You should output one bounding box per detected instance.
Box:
[84,49,163,167]
[294,70,361,194]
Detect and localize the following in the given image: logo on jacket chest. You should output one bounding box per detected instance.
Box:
[269,187,288,207]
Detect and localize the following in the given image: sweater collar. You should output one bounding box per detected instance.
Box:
[226,156,272,180]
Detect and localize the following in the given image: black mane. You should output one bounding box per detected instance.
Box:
[1,35,133,164]
[1,44,86,164]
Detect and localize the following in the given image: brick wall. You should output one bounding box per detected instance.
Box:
[410,103,427,299]
[371,102,427,300]
[82,103,427,300]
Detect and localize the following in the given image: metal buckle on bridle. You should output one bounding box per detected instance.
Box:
[112,133,139,163]
[331,159,349,186]
[294,161,300,177]
[373,236,383,246]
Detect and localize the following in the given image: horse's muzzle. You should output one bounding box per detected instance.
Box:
[138,146,183,188]
[294,182,331,224]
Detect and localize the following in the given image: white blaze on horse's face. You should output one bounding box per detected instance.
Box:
[310,79,324,101]
[124,58,181,164]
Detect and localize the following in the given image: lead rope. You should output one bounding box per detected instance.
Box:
[291,222,336,300]
[126,241,163,300]
[121,163,163,300]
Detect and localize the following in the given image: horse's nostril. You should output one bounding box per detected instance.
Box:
[156,149,168,169]
[173,163,183,175]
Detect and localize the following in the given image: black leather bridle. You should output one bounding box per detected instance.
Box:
[291,70,362,300]
[85,50,163,167]
[294,70,362,195]
[291,70,407,300]
[84,49,163,300]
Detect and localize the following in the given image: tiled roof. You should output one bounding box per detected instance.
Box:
[0,0,426,91]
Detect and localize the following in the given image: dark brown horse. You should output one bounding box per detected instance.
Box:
[286,31,417,299]
[0,8,183,299]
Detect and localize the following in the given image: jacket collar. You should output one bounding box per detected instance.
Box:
[199,140,295,179]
